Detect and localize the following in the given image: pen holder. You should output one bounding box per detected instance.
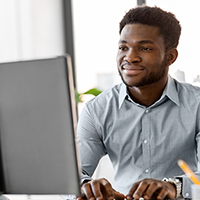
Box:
[191,184,200,200]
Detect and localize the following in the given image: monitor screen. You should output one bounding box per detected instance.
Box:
[0,55,80,195]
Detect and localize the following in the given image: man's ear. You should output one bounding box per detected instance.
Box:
[167,48,178,66]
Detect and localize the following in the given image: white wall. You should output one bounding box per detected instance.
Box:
[0,1,66,199]
[0,0,65,63]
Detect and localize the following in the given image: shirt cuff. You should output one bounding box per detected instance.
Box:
[80,173,92,185]
[176,175,192,198]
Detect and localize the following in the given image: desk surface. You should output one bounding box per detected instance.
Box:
[3,195,62,200]
[1,195,193,200]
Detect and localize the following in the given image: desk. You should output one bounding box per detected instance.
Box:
[0,196,193,200]
[3,195,63,200]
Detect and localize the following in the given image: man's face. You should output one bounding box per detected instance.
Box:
[117,24,168,88]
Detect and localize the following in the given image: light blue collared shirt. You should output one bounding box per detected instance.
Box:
[77,76,200,198]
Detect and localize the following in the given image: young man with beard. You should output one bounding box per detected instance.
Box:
[77,5,200,200]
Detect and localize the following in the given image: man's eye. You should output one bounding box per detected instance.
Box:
[119,46,127,51]
[141,47,152,51]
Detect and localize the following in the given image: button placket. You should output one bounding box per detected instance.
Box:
[141,108,151,177]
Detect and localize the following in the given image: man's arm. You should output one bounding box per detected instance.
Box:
[177,131,200,198]
[77,103,106,180]
[77,104,123,199]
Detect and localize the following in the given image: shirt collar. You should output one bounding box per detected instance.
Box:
[163,75,180,106]
[118,83,127,109]
[118,75,180,109]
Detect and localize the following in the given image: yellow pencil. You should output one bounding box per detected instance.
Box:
[177,159,200,185]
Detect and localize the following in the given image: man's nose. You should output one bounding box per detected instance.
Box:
[123,50,141,63]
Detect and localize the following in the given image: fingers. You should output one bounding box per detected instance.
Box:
[127,182,139,199]
[156,187,169,200]
[100,179,115,200]
[142,182,167,200]
[113,189,126,200]
[81,178,176,200]
[81,178,115,200]
[127,179,176,200]
[127,181,149,200]
[81,180,103,200]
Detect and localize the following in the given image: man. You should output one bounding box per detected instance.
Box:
[77,5,200,200]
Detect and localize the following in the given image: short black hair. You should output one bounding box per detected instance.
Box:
[119,6,181,51]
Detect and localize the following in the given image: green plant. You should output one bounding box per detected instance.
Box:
[75,88,102,103]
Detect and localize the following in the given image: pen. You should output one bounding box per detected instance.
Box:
[177,159,200,185]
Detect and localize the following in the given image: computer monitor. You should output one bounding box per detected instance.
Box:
[0,55,81,195]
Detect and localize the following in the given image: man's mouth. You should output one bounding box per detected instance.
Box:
[122,64,144,75]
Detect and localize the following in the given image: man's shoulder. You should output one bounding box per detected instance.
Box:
[175,80,200,109]
[86,83,122,107]
[176,80,200,97]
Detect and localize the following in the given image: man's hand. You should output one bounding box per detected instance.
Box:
[78,178,125,200]
[126,178,176,200]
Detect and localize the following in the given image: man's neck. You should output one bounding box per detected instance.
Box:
[127,78,168,107]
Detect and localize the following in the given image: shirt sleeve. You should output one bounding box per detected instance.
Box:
[176,131,200,198]
[77,103,107,184]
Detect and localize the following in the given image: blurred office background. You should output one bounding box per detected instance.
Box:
[1,0,200,199]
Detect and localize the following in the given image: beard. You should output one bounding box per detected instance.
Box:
[118,54,168,88]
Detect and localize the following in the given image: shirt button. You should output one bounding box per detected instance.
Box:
[145,109,150,113]
[144,140,148,144]
[145,169,149,173]
[185,193,189,197]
